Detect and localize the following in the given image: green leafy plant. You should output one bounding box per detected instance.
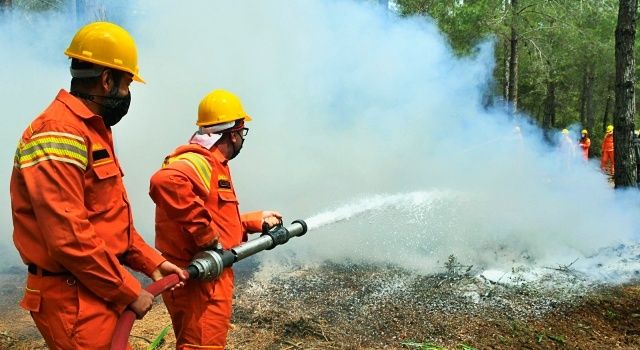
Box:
[547,334,566,345]
[147,324,172,350]
[401,341,478,350]
[401,341,446,350]
[535,333,565,345]
[444,254,473,277]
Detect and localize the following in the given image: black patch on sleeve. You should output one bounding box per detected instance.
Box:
[92,149,110,161]
[218,179,231,189]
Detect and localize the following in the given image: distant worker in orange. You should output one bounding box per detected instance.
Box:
[601,125,615,175]
[149,89,283,349]
[579,129,591,161]
[10,22,186,349]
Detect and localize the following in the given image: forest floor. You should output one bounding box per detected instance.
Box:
[0,261,639,350]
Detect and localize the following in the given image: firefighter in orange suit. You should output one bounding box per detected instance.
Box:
[10,22,186,349]
[601,125,614,175]
[579,129,591,161]
[149,89,282,349]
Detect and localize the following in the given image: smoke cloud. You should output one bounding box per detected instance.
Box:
[1,1,638,280]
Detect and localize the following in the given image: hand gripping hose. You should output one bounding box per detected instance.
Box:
[110,220,308,350]
[110,272,187,350]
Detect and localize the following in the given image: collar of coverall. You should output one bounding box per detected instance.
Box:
[189,120,245,150]
[57,89,98,120]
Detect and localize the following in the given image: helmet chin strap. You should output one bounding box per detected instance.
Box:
[70,66,105,78]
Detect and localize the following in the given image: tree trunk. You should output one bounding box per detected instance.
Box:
[507,0,519,114]
[614,0,637,188]
[579,71,587,126]
[579,66,595,131]
[503,39,510,102]
[584,66,596,135]
[542,80,556,139]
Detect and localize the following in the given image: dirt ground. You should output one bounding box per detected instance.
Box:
[0,262,639,350]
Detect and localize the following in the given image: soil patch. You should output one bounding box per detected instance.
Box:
[0,263,639,349]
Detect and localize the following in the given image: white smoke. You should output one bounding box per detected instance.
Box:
[0,1,639,281]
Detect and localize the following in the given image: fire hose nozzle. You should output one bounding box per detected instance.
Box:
[261,219,308,250]
[187,249,236,281]
[186,219,308,281]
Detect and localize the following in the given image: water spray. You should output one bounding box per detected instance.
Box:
[110,220,308,350]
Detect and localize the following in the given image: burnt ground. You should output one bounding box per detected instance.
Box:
[0,261,639,350]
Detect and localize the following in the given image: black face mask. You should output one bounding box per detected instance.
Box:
[70,88,131,127]
[99,88,131,127]
[228,133,245,160]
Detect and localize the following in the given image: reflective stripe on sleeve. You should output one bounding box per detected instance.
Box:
[17,132,88,170]
[164,152,212,191]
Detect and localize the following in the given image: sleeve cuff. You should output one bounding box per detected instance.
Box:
[145,251,167,277]
[109,272,142,307]
[241,211,264,233]
[127,244,167,277]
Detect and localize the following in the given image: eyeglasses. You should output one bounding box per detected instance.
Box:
[221,127,249,137]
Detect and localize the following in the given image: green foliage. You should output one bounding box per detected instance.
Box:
[606,309,619,319]
[444,254,473,276]
[397,0,506,56]
[396,0,623,146]
[12,0,65,12]
[401,341,478,349]
[535,332,566,345]
[547,333,566,345]
[401,341,446,350]
[147,324,172,350]
[458,344,478,350]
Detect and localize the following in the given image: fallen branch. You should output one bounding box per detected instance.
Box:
[544,258,580,273]
[283,340,303,349]
[312,321,331,341]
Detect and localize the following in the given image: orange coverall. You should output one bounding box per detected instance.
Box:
[579,137,591,160]
[11,89,166,349]
[601,132,614,174]
[149,144,263,349]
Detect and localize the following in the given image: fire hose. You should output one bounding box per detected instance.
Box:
[110,220,308,350]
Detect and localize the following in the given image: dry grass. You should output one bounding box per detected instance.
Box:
[1,263,639,350]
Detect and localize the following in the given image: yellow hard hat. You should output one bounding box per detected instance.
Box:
[606,125,614,133]
[197,89,252,126]
[64,22,144,83]
[581,129,588,134]
[561,128,569,134]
